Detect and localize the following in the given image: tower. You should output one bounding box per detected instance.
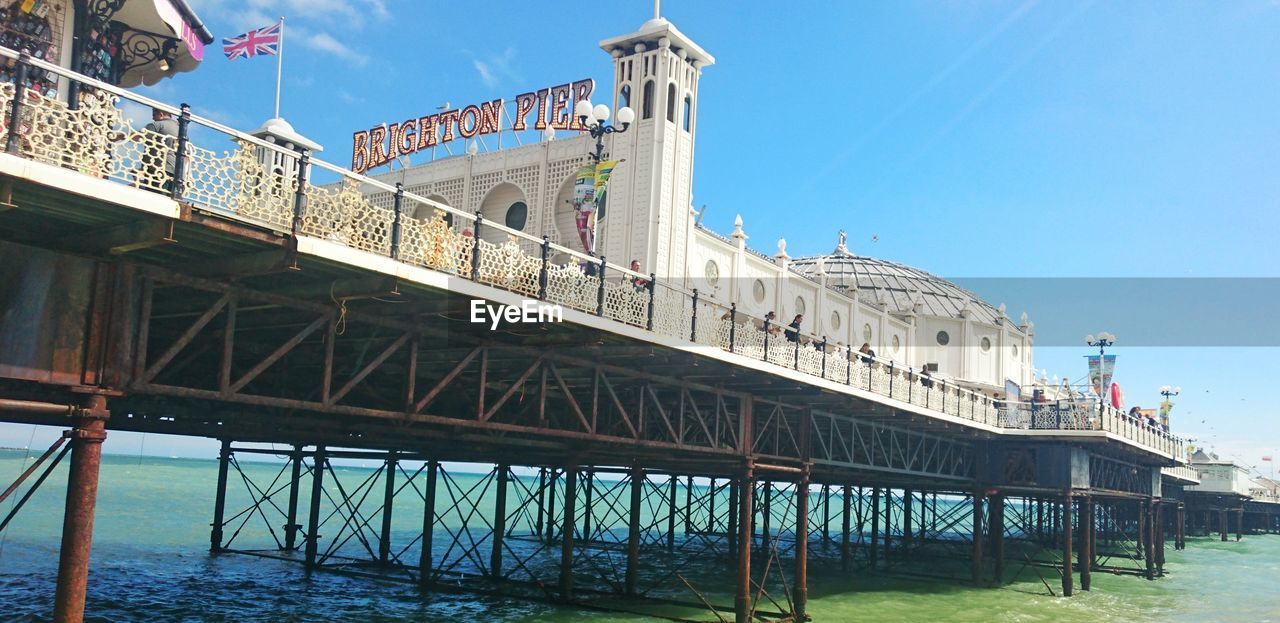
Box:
[596,13,713,280]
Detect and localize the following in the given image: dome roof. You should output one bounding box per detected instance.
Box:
[789,232,1005,325]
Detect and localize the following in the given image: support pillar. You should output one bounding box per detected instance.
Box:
[546,469,558,542]
[728,480,739,558]
[51,394,109,623]
[559,466,578,601]
[625,464,643,596]
[840,484,852,572]
[534,468,546,540]
[988,494,1004,585]
[582,470,594,542]
[1080,496,1093,591]
[666,475,678,551]
[1220,508,1228,542]
[734,462,755,623]
[418,459,439,586]
[1061,494,1073,597]
[283,446,303,551]
[869,487,880,570]
[903,488,914,546]
[1155,501,1165,577]
[210,439,231,553]
[1143,500,1155,579]
[761,481,773,547]
[971,490,984,585]
[304,446,327,568]
[379,451,397,564]
[1236,508,1243,542]
[793,466,810,621]
[490,464,509,577]
[1176,503,1185,550]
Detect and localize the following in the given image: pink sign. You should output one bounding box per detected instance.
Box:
[182,22,204,62]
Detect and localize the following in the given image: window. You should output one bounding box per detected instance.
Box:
[830,310,841,331]
[1012,344,1020,358]
[893,335,902,352]
[666,82,676,122]
[794,296,806,316]
[753,279,766,303]
[504,201,528,230]
[682,95,692,131]
[705,260,720,285]
[863,323,873,343]
[936,330,950,346]
[981,337,992,352]
[619,85,631,111]
[642,81,654,119]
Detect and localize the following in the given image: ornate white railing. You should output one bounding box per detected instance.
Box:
[0,46,1183,458]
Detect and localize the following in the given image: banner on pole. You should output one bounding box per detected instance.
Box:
[1086,354,1117,401]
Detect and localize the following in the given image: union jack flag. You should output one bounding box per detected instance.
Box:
[222,23,280,60]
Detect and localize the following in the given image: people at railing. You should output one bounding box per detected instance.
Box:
[858,342,875,363]
[784,314,803,343]
[761,311,782,336]
[627,260,648,292]
[919,367,934,389]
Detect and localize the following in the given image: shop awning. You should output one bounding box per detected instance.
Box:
[111,0,214,87]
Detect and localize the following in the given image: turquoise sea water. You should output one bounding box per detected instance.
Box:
[1,449,1278,622]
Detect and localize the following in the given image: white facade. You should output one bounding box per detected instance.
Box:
[361,15,1035,392]
[1187,460,1254,497]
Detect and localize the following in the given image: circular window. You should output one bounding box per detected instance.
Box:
[1011,344,1019,358]
[892,334,901,352]
[830,310,841,331]
[863,323,873,343]
[752,279,766,303]
[705,260,720,286]
[980,337,992,352]
[936,331,950,346]
[504,201,528,230]
[794,296,806,316]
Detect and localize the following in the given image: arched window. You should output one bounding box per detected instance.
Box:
[682,95,692,132]
[619,85,631,111]
[641,81,654,119]
[666,82,676,122]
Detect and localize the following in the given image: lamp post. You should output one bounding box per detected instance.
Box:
[574,99,634,163]
[1159,385,1180,401]
[1084,332,1115,419]
[1158,384,1179,433]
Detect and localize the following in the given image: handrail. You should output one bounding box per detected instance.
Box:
[0,45,1183,458]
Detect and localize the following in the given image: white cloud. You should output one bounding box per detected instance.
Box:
[473,59,496,87]
[468,47,519,90]
[300,30,369,67]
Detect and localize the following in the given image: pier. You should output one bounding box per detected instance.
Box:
[0,38,1268,623]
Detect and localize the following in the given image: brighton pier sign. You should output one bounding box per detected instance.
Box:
[351,78,595,174]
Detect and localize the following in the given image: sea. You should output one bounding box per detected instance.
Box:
[1,449,1278,623]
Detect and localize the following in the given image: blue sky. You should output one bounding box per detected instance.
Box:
[5,1,1278,468]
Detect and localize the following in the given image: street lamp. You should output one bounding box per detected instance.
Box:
[1160,385,1181,401]
[575,99,634,163]
[1084,332,1116,418]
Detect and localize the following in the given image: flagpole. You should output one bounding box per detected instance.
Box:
[274,16,284,118]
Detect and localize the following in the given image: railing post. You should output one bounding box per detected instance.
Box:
[390,182,404,260]
[596,256,607,316]
[793,334,799,370]
[470,213,483,281]
[846,345,853,384]
[5,58,30,155]
[820,337,827,377]
[728,303,737,352]
[762,319,771,361]
[538,235,550,300]
[889,361,895,396]
[690,289,699,341]
[646,274,656,331]
[170,104,191,200]
[290,149,311,237]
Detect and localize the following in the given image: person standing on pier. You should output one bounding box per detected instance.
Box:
[140,108,179,192]
[785,314,803,343]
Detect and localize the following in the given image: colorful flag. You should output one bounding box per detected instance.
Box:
[571,165,596,252]
[223,23,281,60]
[593,159,618,203]
[1086,354,1117,401]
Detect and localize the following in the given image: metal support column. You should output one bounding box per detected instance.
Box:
[1155,501,1165,577]
[51,394,109,623]
[283,446,303,551]
[1062,494,1074,597]
[989,494,1004,585]
[418,460,439,586]
[1143,500,1155,579]
[559,467,578,601]
[1220,508,1228,542]
[490,464,509,577]
[870,487,881,570]
[625,464,643,596]
[840,484,852,572]
[734,462,754,623]
[210,439,231,552]
[794,466,810,621]
[971,490,984,585]
[667,475,677,552]
[1236,508,1243,542]
[903,488,914,546]
[304,447,327,568]
[1081,496,1093,591]
[379,451,397,564]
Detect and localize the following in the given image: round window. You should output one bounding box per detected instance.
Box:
[980,337,992,352]
[794,296,806,316]
[863,323,873,343]
[936,330,950,346]
[892,334,901,352]
[1011,344,1019,358]
[752,279,766,303]
[830,310,841,331]
[504,201,528,230]
[705,260,720,286]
